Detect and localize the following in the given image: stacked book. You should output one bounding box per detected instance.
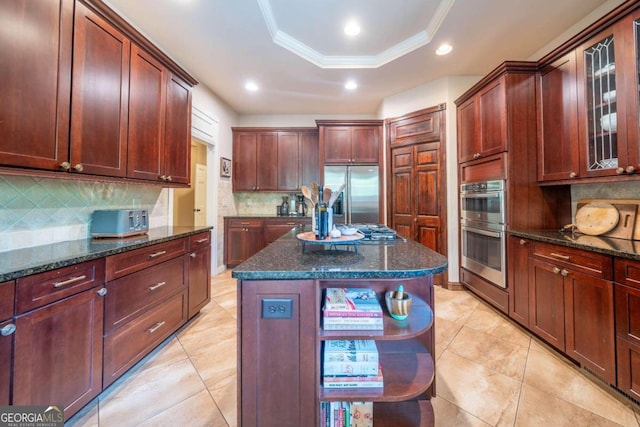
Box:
[320,401,373,427]
[323,340,383,389]
[323,288,383,330]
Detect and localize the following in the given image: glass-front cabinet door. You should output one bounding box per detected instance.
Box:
[576,13,640,178]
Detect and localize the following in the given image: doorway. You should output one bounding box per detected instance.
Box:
[173,139,208,226]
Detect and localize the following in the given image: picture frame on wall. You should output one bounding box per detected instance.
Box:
[220,157,231,177]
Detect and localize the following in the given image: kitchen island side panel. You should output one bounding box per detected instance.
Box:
[239,279,317,427]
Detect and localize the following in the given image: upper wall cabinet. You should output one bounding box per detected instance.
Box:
[0,0,197,185]
[71,2,130,177]
[0,0,74,170]
[538,5,640,182]
[232,128,319,192]
[316,120,383,165]
[457,76,508,163]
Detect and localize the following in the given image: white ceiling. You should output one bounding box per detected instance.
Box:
[104,0,623,115]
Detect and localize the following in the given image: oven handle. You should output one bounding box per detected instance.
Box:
[461,192,503,199]
[462,225,503,238]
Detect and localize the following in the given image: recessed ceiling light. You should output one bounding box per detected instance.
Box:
[245,81,259,91]
[344,21,361,36]
[345,80,358,90]
[436,43,453,56]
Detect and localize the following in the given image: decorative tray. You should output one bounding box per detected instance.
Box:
[296,231,364,244]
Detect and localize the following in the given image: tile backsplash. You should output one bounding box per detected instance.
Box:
[571,180,640,217]
[0,175,168,251]
[234,192,303,216]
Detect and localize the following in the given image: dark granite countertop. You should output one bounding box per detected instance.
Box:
[510,229,640,262]
[0,226,213,282]
[232,229,448,280]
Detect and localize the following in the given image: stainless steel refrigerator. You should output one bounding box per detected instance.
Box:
[324,165,379,224]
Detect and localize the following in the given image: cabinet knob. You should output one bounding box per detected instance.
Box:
[166,175,173,182]
[0,324,16,336]
[568,171,577,178]
[59,161,71,171]
[160,175,167,181]
[96,288,107,297]
[626,165,636,173]
[553,267,561,274]
[560,269,569,277]
[74,163,84,172]
[519,239,527,245]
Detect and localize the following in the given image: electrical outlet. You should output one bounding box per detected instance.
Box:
[261,298,293,319]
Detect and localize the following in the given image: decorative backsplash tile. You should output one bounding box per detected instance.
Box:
[0,175,168,251]
[571,180,640,217]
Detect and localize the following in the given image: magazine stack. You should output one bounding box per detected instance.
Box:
[322,288,383,330]
[322,340,383,389]
[319,401,373,427]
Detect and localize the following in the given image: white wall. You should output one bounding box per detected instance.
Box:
[191,85,239,273]
[237,114,376,128]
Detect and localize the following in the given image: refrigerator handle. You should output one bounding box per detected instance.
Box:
[346,167,351,224]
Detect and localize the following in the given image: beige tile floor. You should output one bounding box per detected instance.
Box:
[67,270,640,426]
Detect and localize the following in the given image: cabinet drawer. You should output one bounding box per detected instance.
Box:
[106,238,187,281]
[103,290,187,387]
[0,281,15,321]
[105,257,185,332]
[189,231,211,251]
[16,259,105,314]
[531,242,612,278]
[615,258,640,289]
[228,218,263,228]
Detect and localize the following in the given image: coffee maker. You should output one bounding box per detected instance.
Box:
[296,194,307,216]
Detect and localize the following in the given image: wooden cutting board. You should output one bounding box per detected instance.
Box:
[577,199,638,240]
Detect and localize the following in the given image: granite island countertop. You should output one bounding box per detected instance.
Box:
[0,226,213,282]
[232,229,448,280]
[510,229,640,262]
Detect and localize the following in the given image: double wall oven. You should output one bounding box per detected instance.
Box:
[460,180,506,288]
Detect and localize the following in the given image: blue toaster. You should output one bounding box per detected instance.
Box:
[91,209,149,238]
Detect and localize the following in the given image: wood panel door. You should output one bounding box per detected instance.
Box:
[187,243,211,318]
[256,132,278,191]
[323,127,352,163]
[457,97,479,163]
[0,0,73,170]
[164,73,192,184]
[508,236,530,327]
[70,2,130,177]
[390,146,414,241]
[351,127,379,163]
[127,44,166,181]
[277,132,299,191]
[299,131,319,187]
[528,258,565,351]
[478,76,507,157]
[13,288,105,417]
[233,132,258,191]
[414,143,441,253]
[0,319,12,405]
[537,51,580,181]
[564,271,615,384]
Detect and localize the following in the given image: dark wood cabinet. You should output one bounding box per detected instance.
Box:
[317,120,383,165]
[0,0,195,184]
[232,128,318,192]
[615,258,640,398]
[224,218,265,267]
[13,287,105,417]
[0,0,73,171]
[163,73,192,184]
[507,236,530,327]
[537,52,580,181]
[70,2,130,177]
[528,242,615,384]
[264,217,311,244]
[127,44,166,182]
[457,75,508,163]
[187,231,212,318]
[0,280,15,406]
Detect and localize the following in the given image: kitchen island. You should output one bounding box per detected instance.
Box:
[232,228,447,427]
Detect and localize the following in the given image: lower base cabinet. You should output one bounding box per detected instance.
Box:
[615,258,640,399]
[238,276,435,427]
[187,231,212,318]
[13,287,105,416]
